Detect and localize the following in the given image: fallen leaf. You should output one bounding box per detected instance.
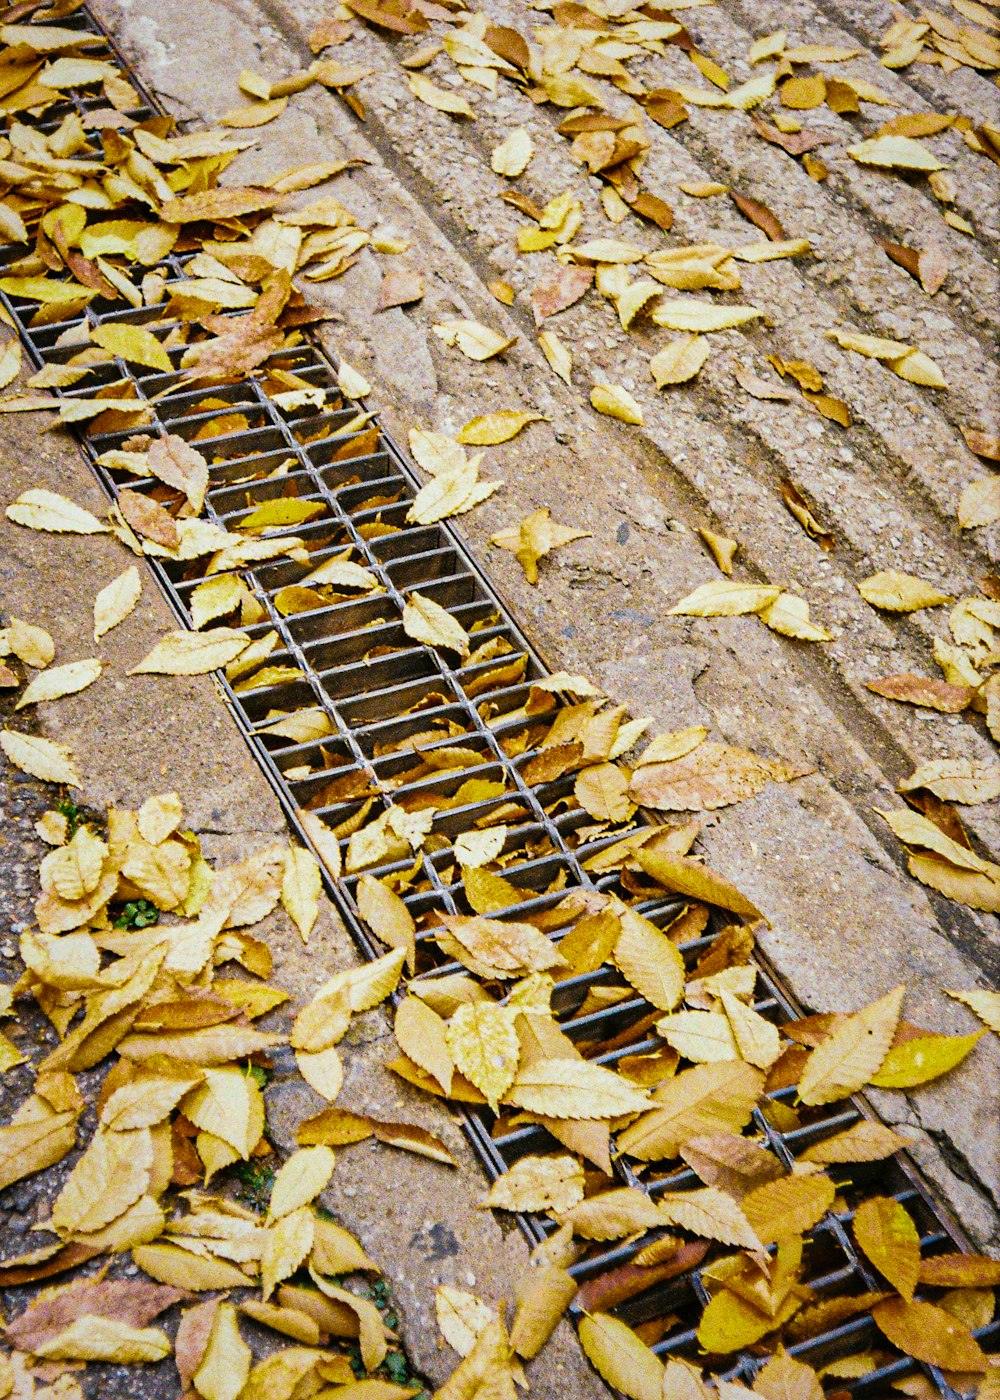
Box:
[530,265,593,324]
[869,1029,983,1086]
[872,1296,987,1371]
[0,617,54,668]
[946,988,1000,1035]
[669,579,781,617]
[491,126,533,176]
[508,1058,650,1119]
[92,322,172,373]
[858,570,952,612]
[853,1195,920,1298]
[848,134,944,170]
[481,1154,584,1213]
[742,1170,836,1244]
[590,383,643,424]
[94,566,142,640]
[798,984,904,1104]
[1,729,81,786]
[282,843,321,943]
[409,72,475,118]
[538,330,572,383]
[15,657,102,710]
[446,1001,519,1111]
[457,410,541,445]
[630,740,809,811]
[267,1146,336,1221]
[650,335,712,386]
[402,591,469,657]
[958,475,1000,529]
[6,488,109,535]
[652,299,761,332]
[490,508,590,584]
[129,628,250,675]
[578,1312,664,1400]
[866,673,973,712]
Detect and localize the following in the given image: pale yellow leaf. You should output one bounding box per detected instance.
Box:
[578,1313,664,1400]
[590,383,643,425]
[282,843,321,943]
[1,729,81,786]
[94,566,141,641]
[650,334,712,386]
[433,320,514,361]
[262,1207,315,1300]
[446,1001,520,1111]
[267,1146,336,1221]
[491,126,533,176]
[6,488,108,535]
[15,658,102,710]
[669,580,781,617]
[129,628,250,675]
[402,592,469,657]
[798,984,904,1104]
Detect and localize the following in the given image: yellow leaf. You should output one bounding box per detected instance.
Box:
[481,1154,584,1214]
[357,875,415,970]
[133,1242,251,1291]
[6,488,108,535]
[868,1029,983,1087]
[0,1110,78,1192]
[308,1269,387,1371]
[138,791,183,844]
[298,810,342,882]
[338,359,371,398]
[651,299,761,332]
[742,1170,836,1244]
[193,1302,252,1400]
[617,1061,764,1160]
[0,337,21,390]
[657,1185,762,1249]
[798,984,903,1104]
[51,1126,152,1235]
[282,843,321,943]
[267,1146,336,1221]
[857,569,951,611]
[650,334,712,386]
[15,657,102,710]
[1,616,54,668]
[853,1195,920,1299]
[402,591,469,657]
[578,1313,664,1400]
[614,907,685,1011]
[446,1001,520,1111]
[668,579,781,616]
[262,1207,315,1299]
[40,824,106,900]
[753,1353,824,1400]
[129,628,250,675]
[657,1010,738,1062]
[433,320,514,361]
[394,996,453,1094]
[92,322,172,372]
[759,592,831,642]
[629,740,809,812]
[561,1187,665,1240]
[509,1262,578,1360]
[239,498,325,531]
[436,1284,493,1357]
[946,988,1000,1035]
[574,762,634,822]
[489,508,590,584]
[636,847,764,920]
[959,476,1000,530]
[872,1295,987,1371]
[34,1316,171,1364]
[296,1046,344,1101]
[800,1120,912,1163]
[457,410,540,443]
[507,1058,650,1119]
[491,126,533,176]
[893,349,947,388]
[409,72,475,118]
[538,330,572,384]
[590,383,643,425]
[720,987,783,1069]
[94,566,141,640]
[183,1066,265,1158]
[848,134,944,170]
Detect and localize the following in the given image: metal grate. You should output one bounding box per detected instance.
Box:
[0,6,995,1394]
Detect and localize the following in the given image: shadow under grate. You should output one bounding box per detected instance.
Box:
[0,6,995,1396]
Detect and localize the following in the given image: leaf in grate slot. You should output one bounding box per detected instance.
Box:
[480,1153,584,1214]
[852,1195,920,1299]
[560,1187,665,1241]
[402,591,470,658]
[507,1058,650,1119]
[129,628,250,676]
[437,913,565,979]
[509,1262,578,1360]
[356,875,415,970]
[393,996,453,1095]
[617,1061,765,1161]
[872,1295,987,1371]
[799,1120,912,1164]
[117,487,179,550]
[752,1353,823,1400]
[238,498,325,531]
[797,983,904,1104]
[578,1312,664,1400]
[446,1001,519,1112]
[680,1133,785,1199]
[91,322,172,373]
[741,1170,835,1245]
[613,907,685,1011]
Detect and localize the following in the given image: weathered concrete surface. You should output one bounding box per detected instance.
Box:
[90,0,1000,1251]
[0,410,603,1394]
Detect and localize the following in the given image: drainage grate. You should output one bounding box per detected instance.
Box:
[0,6,995,1395]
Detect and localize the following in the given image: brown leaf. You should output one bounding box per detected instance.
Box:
[918,1252,1000,1287]
[159,187,282,223]
[147,435,209,514]
[872,1296,987,1371]
[628,191,674,231]
[117,488,179,550]
[530,265,593,324]
[866,674,974,712]
[877,238,921,279]
[780,479,835,550]
[7,1278,187,1352]
[630,740,810,812]
[751,118,835,156]
[376,269,424,311]
[730,191,786,241]
[962,427,1000,461]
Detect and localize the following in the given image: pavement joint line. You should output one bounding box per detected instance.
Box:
[0,3,996,1391]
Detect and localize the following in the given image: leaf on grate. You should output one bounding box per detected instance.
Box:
[852,1196,920,1299]
[578,1312,664,1400]
[872,1295,987,1371]
[402,591,470,657]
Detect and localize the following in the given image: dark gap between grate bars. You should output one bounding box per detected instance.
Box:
[0,6,995,1396]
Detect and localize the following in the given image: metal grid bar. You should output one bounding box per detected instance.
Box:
[0,7,995,1394]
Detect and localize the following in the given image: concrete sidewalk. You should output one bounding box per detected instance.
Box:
[90,0,1000,1252]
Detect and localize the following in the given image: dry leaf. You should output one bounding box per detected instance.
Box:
[402,592,469,657]
[578,1313,664,1400]
[872,1296,987,1371]
[267,1146,336,1221]
[491,127,533,176]
[446,1001,519,1111]
[433,320,514,361]
[6,489,109,535]
[282,844,321,943]
[481,1154,584,1213]
[94,566,142,640]
[650,335,712,386]
[798,984,904,1104]
[507,1058,650,1119]
[129,629,250,676]
[1,729,81,786]
[490,508,590,584]
[457,410,540,444]
[858,570,952,612]
[409,73,475,118]
[630,740,809,812]
[853,1195,920,1298]
[590,383,643,425]
[669,579,781,617]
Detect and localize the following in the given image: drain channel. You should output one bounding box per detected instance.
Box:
[0,6,995,1395]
